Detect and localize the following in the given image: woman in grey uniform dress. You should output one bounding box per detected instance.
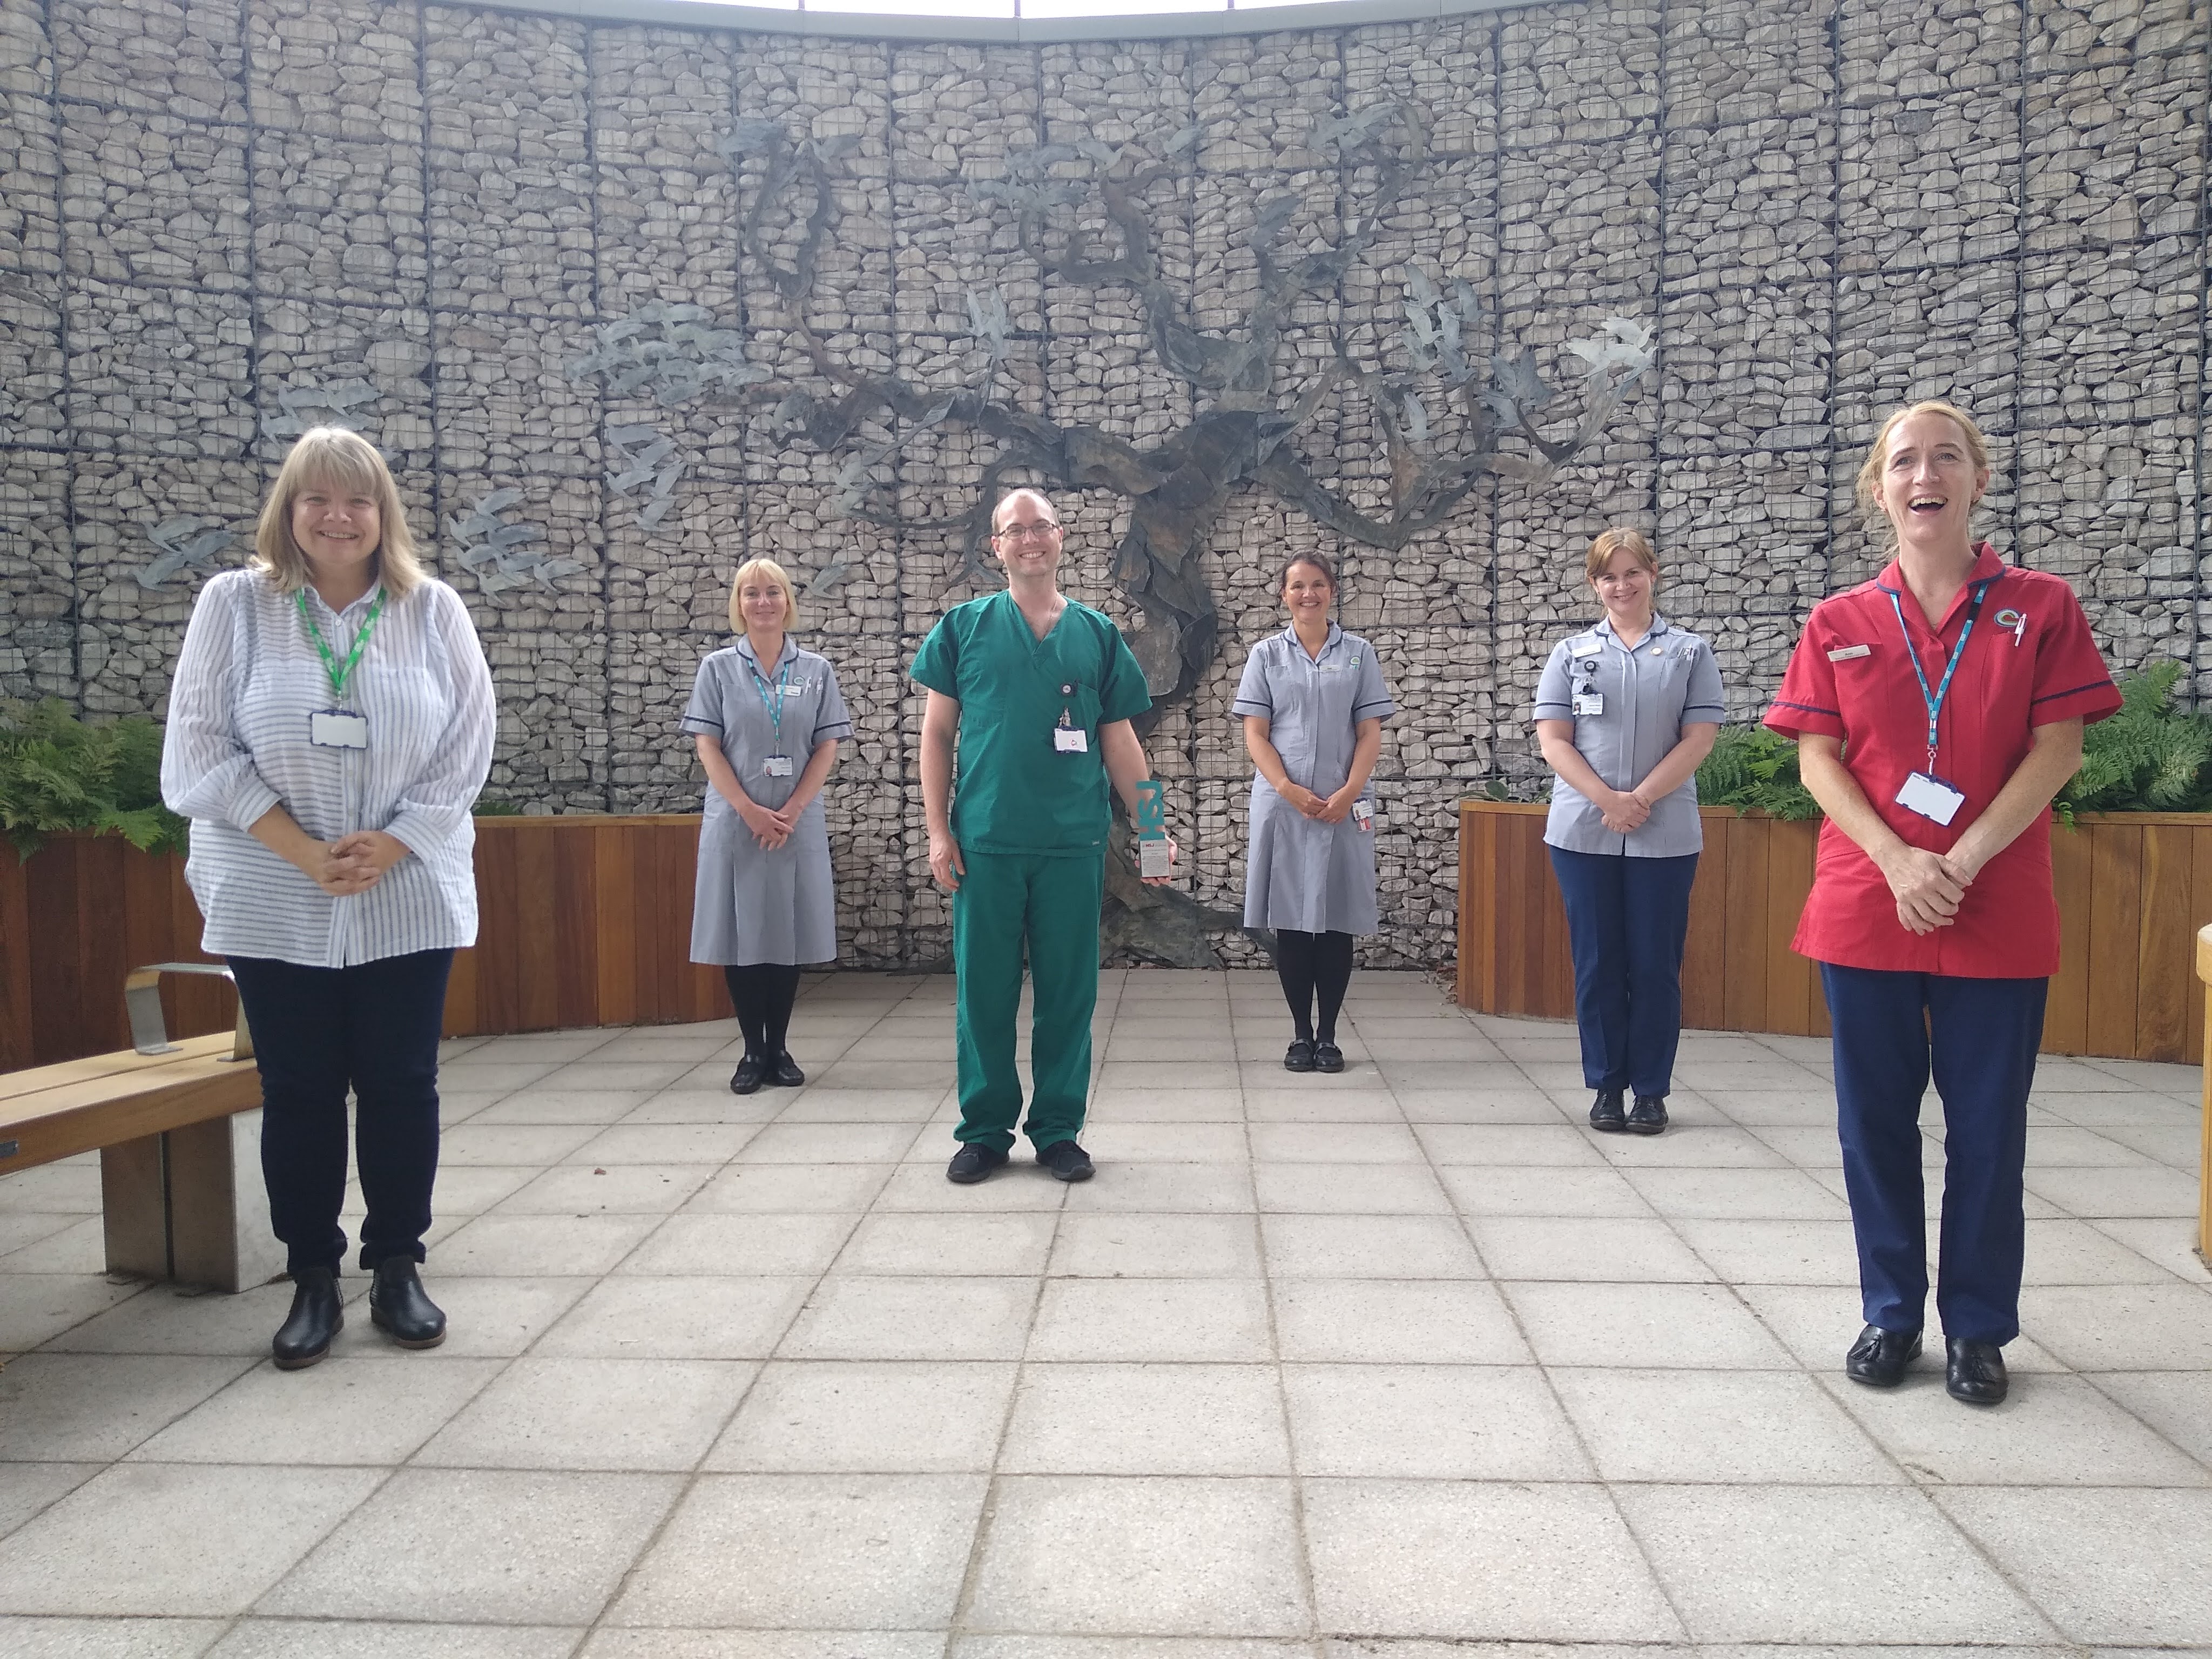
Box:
[1234,554,1395,1072]
[684,556,853,1094]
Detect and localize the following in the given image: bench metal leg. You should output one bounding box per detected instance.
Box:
[99,1110,285,1293]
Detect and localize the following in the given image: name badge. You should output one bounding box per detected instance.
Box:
[1827,644,1872,662]
[1352,795,1374,832]
[1569,640,1602,657]
[1895,770,1965,827]
[763,756,794,778]
[1573,692,1603,717]
[308,709,368,750]
[1054,727,1088,754]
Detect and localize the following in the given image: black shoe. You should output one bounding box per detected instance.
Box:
[946,1143,1010,1184]
[1284,1039,1317,1073]
[368,1258,448,1350]
[1625,1095,1668,1135]
[1946,1337,2009,1405]
[1844,1323,1922,1387]
[1036,1139,1095,1182]
[1312,1041,1345,1074]
[768,1051,805,1088]
[1588,1089,1627,1132]
[729,1052,768,1095]
[272,1265,342,1370]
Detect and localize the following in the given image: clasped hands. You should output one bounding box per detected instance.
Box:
[737,797,802,851]
[1279,781,1363,825]
[1881,844,1979,936]
[1596,786,1653,836]
[302,830,408,896]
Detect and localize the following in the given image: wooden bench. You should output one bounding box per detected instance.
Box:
[0,973,280,1293]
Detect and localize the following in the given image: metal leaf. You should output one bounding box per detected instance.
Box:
[638,496,676,528]
[477,488,524,514]
[1165,123,1203,155]
[1401,392,1429,446]
[1492,348,1556,415]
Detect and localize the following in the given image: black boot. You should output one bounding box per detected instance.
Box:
[368,1258,448,1350]
[272,1265,343,1370]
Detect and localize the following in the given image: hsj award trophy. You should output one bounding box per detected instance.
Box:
[1135,779,1172,880]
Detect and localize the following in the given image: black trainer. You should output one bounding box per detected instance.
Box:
[946,1143,1009,1184]
[1625,1095,1669,1135]
[272,1265,343,1370]
[1036,1139,1095,1182]
[1588,1088,1627,1132]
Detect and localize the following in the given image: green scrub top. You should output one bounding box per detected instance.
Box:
[911,590,1152,857]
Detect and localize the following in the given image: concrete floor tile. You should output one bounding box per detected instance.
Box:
[1062,1164,1258,1213]
[1621,1483,2053,1642]
[781,1276,1039,1360]
[1096,1062,1244,1094]
[0,1463,98,1541]
[391,1275,593,1357]
[586,1634,940,1658]
[1413,1124,1606,1165]
[1090,1088,1246,1124]
[967,1475,1308,1636]
[707,1359,1015,1473]
[1078,1123,1249,1162]
[2021,1217,2193,1284]
[1670,1219,1860,1285]
[1003,1363,1289,1475]
[416,1356,756,1471]
[1049,1213,1263,1278]
[1029,1279,1273,1363]
[1240,1088,1402,1123]
[1621,1166,1850,1220]
[431,1212,660,1276]
[0,1353,255,1461]
[2088,1370,2212,1465]
[2021,1282,2212,1368]
[1555,1368,1894,1482]
[1470,1216,1716,1282]
[535,1274,811,1359]
[1741,1127,1845,1168]
[1934,1486,2212,1644]
[1285,1363,1589,1479]
[1435,1165,1653,1218]
[2091,1122,2202,1170]
[0,1616,226,1657]
[537,1061,699,1092]
[495,1163,715,1215]
[1303,1479,1681,1640]
[956,1640,1318,1659]
[1694,1090,1837,1126]
[1249,1122,1421,1164]
[565,1124,761,1164]
[836,1211,1058,1276]
[686,1163,896,1212]
[621,1212,859,1277]
[2023,1165,2201,1218]
[421,1163,541,1216]
[1590,1126,1790,1169]
[469,1090,656,1125]
[1824,1370,2208,1485]
[206,1620,579,1657]
[1271,1278,1532,1364]
[130,1354,504,1465]
[609,1472,984,1628]
[0,1160,104,1213]
[2027,1127,2175,1168]
[1504,1282,1791,1368]
[872,1163,1072,1210]
[1260,1214,1483,1279]
[36,1280,304,1357]
[809,1060,959,1092]
[261,1468,678,1622]
[1393,1089,1572,1124]
[0,1217,103,1273]
[2029,1090,2201,1125]
[1252,1163,1450,1215]
[433,1124,601,1166]
[739,1123,928,1163]
[777,1088,950,1124]
[0,1463,384,1615]
[621,1090,785,1124]
[0,1214,83,1257]
[433,1061,563,1094]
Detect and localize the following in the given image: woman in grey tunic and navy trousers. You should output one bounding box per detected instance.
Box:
[685,556,852,1093]
[1236,554,1395,1072]
[1535,528,1724,1135]
[162,427,495,1370]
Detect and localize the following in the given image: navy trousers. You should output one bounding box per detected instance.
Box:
[227,949,453,1276]
[1820,963,2045,1345]
[1548,846,1700,1099]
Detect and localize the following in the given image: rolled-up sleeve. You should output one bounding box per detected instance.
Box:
[1532,640,1574,721]
[382,584,496,858]
[161,573,282,832]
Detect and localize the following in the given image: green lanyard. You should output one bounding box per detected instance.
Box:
[295,586,386,701]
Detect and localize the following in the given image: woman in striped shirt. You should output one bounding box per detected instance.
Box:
[162,427,495,1371]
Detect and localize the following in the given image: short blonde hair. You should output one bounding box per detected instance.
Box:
[254,427,423,599]
[727,556,801,633]
[1584,527,1658,583]
[992,488,1060,535]
[1854,401,1992,535]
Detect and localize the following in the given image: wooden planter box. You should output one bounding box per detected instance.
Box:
[1457,798,2212,1064]
[1,816,731,1071]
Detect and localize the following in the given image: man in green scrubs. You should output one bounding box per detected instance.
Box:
[913,488,1172,1183]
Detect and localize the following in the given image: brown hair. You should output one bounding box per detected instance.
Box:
[727,556,802,633]
[253,427,423,599]
[1278,552,1337,594]
[1854,401,1992,536]
[1583,527,1658,583]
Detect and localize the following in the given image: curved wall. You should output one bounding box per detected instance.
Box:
[1,0,2206,969]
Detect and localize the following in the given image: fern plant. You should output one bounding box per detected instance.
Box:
[0,699,189,859]
[1694,724,1821,819]
[2055,659,2212,818]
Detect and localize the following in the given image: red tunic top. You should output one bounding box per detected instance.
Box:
[1764,544,2121,977]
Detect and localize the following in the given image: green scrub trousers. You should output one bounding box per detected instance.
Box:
[953,847,1106,1151]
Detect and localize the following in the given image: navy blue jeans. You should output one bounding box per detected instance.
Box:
[227,949,453,1276]
[1547,846,1699,1100]
[1821,964,2045,1345]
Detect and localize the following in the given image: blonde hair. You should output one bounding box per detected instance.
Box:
[727,556,801,633]
[253,427,422,599]
[1584,527,1658,583]
[1854,401,1992,537]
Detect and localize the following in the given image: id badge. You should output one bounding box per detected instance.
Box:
[1573,692,1603,717]
[1894,770,1966,827]
[307,709,368,750]
[763,755,794,778]
[1352,795,1375,832]
[1054,726,1088,754]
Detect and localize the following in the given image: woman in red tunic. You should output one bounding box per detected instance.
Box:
[1765,401,2120,1406]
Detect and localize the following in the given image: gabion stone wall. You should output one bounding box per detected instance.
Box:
[2,0,2207,970]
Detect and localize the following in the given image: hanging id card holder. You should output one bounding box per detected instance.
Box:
[763,755,794,778]
[308,709,369,750]
[1894,771,1966,827]
[1053,689,1088,754]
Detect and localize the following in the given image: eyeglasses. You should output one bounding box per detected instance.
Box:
[993,521,1061,542]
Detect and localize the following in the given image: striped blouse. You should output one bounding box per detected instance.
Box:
[160,568,497,968]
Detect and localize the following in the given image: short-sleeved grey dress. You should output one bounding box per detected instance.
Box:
[1231,623,1396,934]
[683,638,854,966]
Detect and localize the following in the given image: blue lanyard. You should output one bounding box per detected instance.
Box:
[1884,578,1993,771]
[749,653,794,753]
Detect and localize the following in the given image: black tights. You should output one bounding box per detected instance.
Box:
[1274,929,1354,1043]
[723,963,802,1058]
